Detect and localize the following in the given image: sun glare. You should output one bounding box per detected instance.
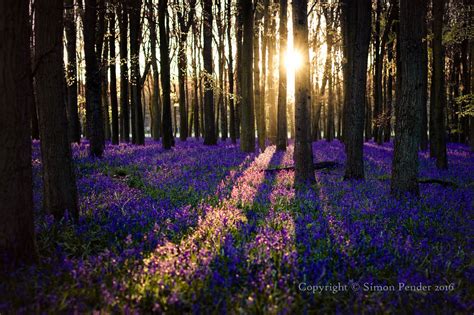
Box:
[285,49,303,72]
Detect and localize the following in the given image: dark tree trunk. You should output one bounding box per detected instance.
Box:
[341,0,371,180]
[267,9,277,144]
[0,0,37,270]
[101,29,111,141]
[384,41,394,142]
[203,0,217,145]
[146,0,161,141]
[176,0,196,141]
[276,0,288,151]
[159,0,173,149]
[254,2,264,151]
[235,2,243,139]
[119,2,130,142]
[130,0,144,145]
[293,0,315,185]
[419,6,429,150]
[391,0,425,196]
[192,22,200,139]
[35,0,79,220]
[217,0,227,141]
[430,0,448,168]
[65,0,81,143]
[227,0,236,143]
[84,0,105,157]
[373,0,383,144]
[109,9,119,145]
[239,0,255,152]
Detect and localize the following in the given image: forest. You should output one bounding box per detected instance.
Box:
[0,0,473,312]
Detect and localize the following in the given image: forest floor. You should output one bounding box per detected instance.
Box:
[1,139,473,313]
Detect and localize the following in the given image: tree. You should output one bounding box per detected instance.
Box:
[391,0,425,196]
[145,0,161,141]
[254,0,265,151]
[430,0,448,168]
[35,0,79,220]
[373,0,383,144]
[159,0,174,149]
[239,0,255,152]
[203,0,217,145]
[341,0,371,180]
[65,0,82,143]
[0,0,37,269]
[84,0,105,157]
[276,0,288,151]
[109,4,119,145]
[119,1,130,142]
[293,0,315,184]
[130,0,144,145]
[176,0,197,141]
[227,0,237,143]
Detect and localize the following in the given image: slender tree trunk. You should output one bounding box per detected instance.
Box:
[35,0,79,219]
[267,9,277,144]
[203,0,217,145]
[373,0,383,144]
[254,3,264,151]
[420,7,429,150]
[130,0,144,145]
[109,9,119,145]
[119,2,130,142]
[239,0,255,152]
[227,0,236,143]
[384,41,393,142]
[430,0,448,168]
[0,0,37,269]
[65,0,81,143]
[391,0,425,196]
[341,0,371,180]
[293,0,315,184]
[276,0,288,151]
[159,0,173,149]
[84,0,105,156]
[101,29,111,141]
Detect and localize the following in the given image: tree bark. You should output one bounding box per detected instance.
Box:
[227,0,236,143]
[391,0,424,196]
[239,0,255,152]
[109,8,119,145]
[119,1,130,142]
[293,0,315,184]
[35,0,79,220]
[159,0,173,149]
[254,1,264,151]
[0,0,37,270]
[430,0,448,168]
[65,0,81,143]
[203,0,217,145]
[276,0,288,151]
[130,0,144,145]
[341,0,371,180]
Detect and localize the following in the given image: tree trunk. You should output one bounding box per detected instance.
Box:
[84,0,105,156]
[430,0,448,168]
[341,0,371,180]
[293,0,315,185]
[227,0,236,143]
[0,0,37,269]
[203,0,217,145]
[119,2,130,142]
[159,0,173,149]
[35,0,79,220]
[391,0,425,196]
[65,0,81,143]
[373,0,383,144]
[420,6,429,150]
[267,8,277,144]
[101,28,111,141]
[254,2,264,151]
[109,9,119,145]
[130,0,144,145]
[239,0,255,152]
[276,0,288,151]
